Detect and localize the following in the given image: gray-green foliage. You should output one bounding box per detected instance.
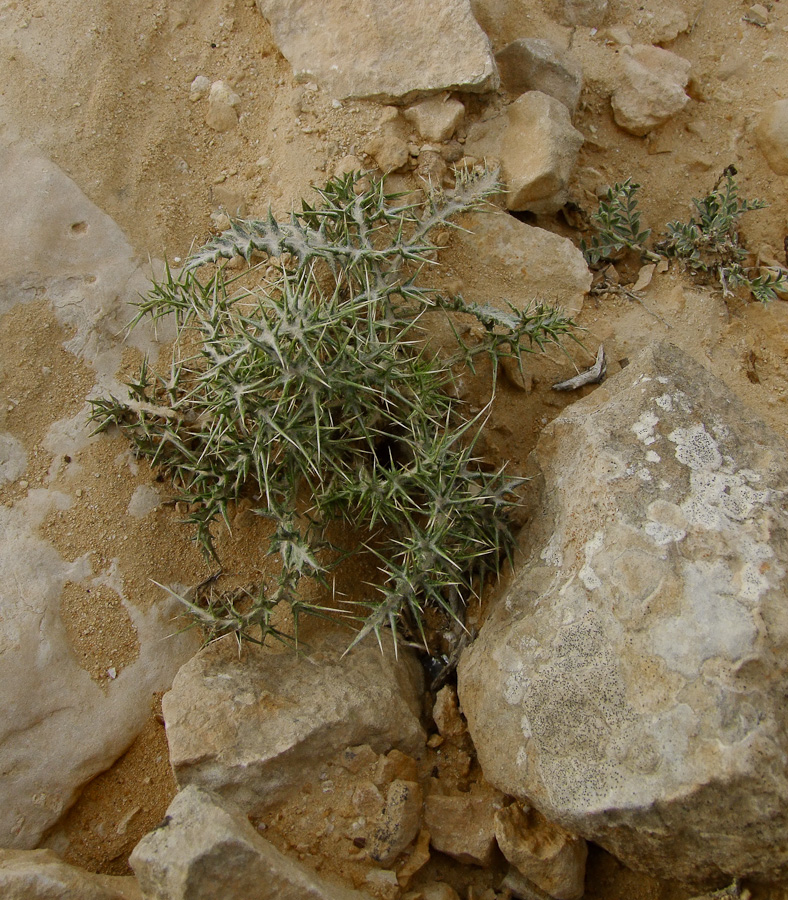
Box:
[582,169,788,303]
[580,178,652,265]
[91,169,576,651]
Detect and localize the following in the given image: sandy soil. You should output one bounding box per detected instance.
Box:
[1,0,788,896]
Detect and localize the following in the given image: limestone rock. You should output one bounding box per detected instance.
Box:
[458,342,788,885]
[755,99,788,175]
[255,0,497,103]
[494,804,587,900]
[464,92,583,212]
[495,40,583,114]
[0,138,199,850]
[633,4,690,44]
[130,786,372,900]
[563,0,608,27]
[403,95,465,142]
[405,884,461,900]
[206,80,241,132]
[448,209,590,317]
[365,123,411,173]
[423,781,504,866]
[432,685,466,740]
[163,628,425,817]
[611,45,691,136]
[0,850,141,900]
[368,780,423,865]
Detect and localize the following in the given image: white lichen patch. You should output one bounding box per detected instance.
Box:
[655,393,674,411]
[579,531,605,590]
[651,559,759,677]
[645,450,661,463]
[668,423,722,471]
[632,411,660,444]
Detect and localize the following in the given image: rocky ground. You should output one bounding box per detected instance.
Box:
[1,0,788,898]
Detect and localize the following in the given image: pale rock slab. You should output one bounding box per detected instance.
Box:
[494,804,587,900]
[423,781,505,866]
[458,342,788,886]
[130,786,373,900]
[0,137,197,850]
[163,629,425,817]
[495,40,583,114]
[611,44,691,136]
[0,849,141,900]
[403,95,465,143]
[464,92,583,212]
[754,99,788,176]
[255,0,497,103]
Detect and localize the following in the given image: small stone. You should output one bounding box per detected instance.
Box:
[464,91,583,212]
[416,150,448,183]
[375,749,420,785]
[339,744,379,774]
[365,123,411,173]
[368,780,423,865]
[189,75,211,101]
[755,99,788,175]
[611,45,691,136]
[563,0,608,27]
[432,685,466,740]
[495,39,583,114]
[397,828,431,887]
[406,884,461,900]
[747,4,769,25]
[424,781,504,866]
[403,94,465,142]
[334,155,366,178]
[206,80,241,132]
[494,803,587,900]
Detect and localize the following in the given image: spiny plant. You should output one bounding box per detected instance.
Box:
[582,168,788,303]
[90,169,577,652]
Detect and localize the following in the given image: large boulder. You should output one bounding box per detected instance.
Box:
[458,342,788,886]
[163,628,425,816]
[130,786,372,900]
[255,0,497,103]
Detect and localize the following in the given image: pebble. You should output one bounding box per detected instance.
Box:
[403,94,465,143]
[746,4,769,25]
[206,80,241,132]
[189,75,211,101]
[755,99,788,175]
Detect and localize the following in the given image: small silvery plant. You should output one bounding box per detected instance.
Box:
[91,169,577,651]
[582,167,788,303]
